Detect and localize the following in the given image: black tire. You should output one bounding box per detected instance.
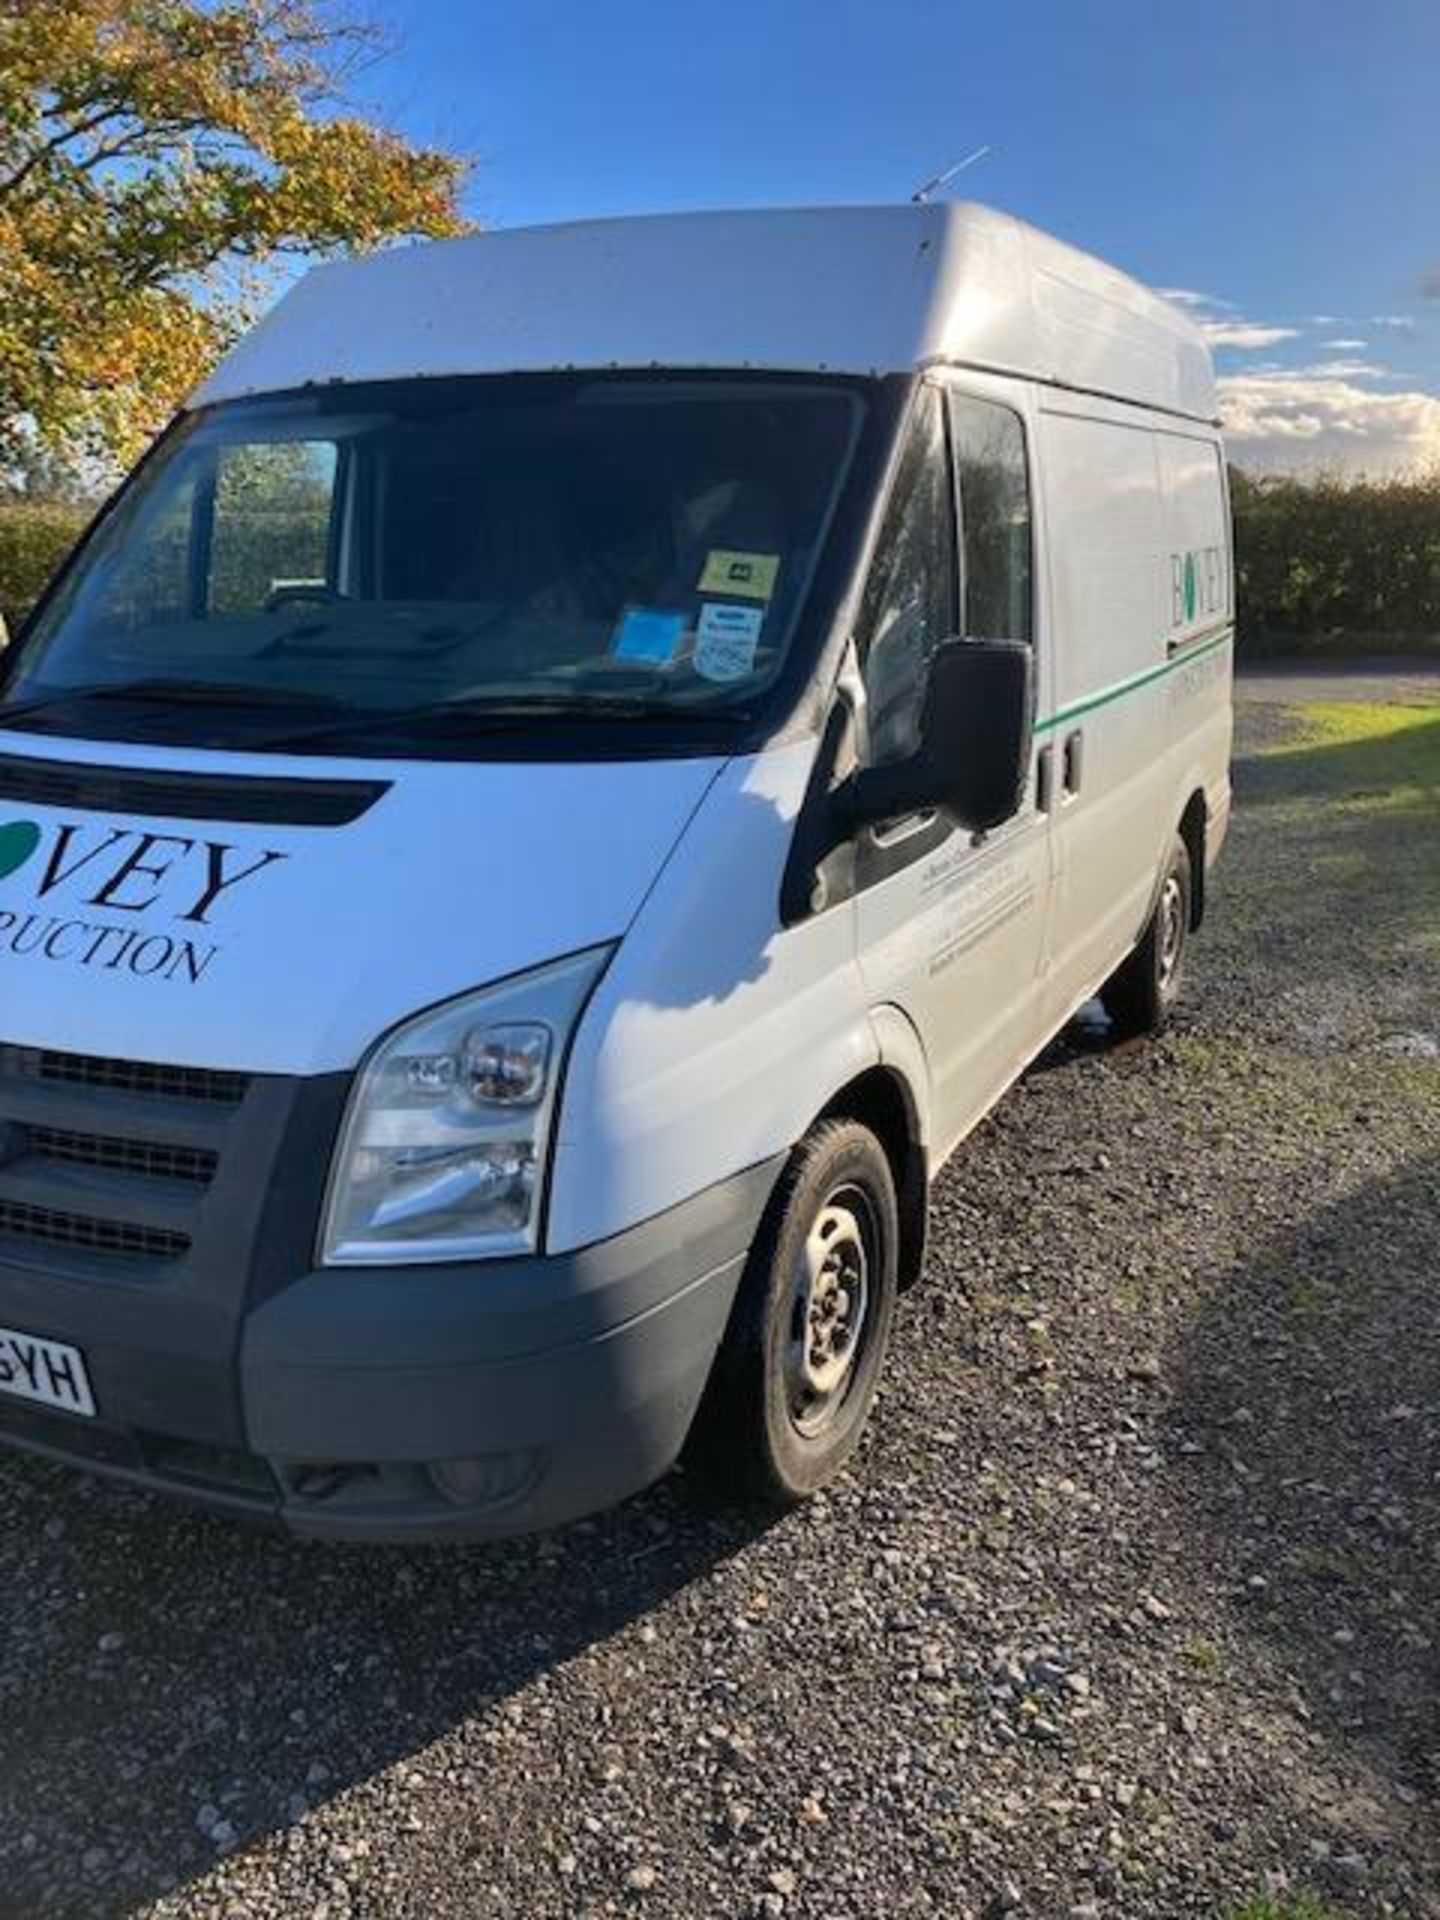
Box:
[686,1119,900,1508]
[1100,832,1193,1038]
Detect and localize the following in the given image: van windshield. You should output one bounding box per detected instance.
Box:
[3,373,866,757]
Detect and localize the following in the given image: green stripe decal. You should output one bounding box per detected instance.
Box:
[1034,625,1233,735]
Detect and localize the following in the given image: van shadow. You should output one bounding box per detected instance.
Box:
[1165,1152,1440,1859]
[0,1462,768,1918]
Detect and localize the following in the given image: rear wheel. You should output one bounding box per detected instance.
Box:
[1100,832,1193,1038]
[686,1119,899,1507]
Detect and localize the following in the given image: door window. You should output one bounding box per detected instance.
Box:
[856,385,958,765]
[948,392,1032,644]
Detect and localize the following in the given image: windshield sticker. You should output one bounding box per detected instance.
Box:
[694,602,764,683]
[698,550,779,601]
[0,818,287,987]
[611,606,688,665]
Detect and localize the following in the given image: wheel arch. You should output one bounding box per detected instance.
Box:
[816,1061,929,1290]
[1177,786,1208,928]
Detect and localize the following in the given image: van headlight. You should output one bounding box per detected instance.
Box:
[320,947,612,1266]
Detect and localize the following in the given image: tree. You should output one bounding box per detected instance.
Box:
[0,0,471,478]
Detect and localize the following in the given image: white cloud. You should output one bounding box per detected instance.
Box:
[1160,288,1433,468]
[1200,320,1301,350]
[1158,287,1233,313]
[1285,358,1388,381]
[1220,371,1440,475]
[1310,312,1416,331]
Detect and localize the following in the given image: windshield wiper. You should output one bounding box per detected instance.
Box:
[0,677,349,726]
[0,681,134,723]
[260,693,754,751]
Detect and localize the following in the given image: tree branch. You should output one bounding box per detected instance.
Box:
[0,104,132,198]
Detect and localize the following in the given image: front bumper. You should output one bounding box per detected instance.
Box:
[0,1154,781,1542]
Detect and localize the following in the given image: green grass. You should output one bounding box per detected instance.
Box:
[1183,1635,1223,1677]
[1224,699,1440,1030]
[1255,698,1440,809]
[1225,1896,1340,1920]
[1293,696,1440,764]
[1284,1544,1367,1590]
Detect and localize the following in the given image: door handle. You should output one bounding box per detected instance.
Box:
[1035,743,1055,814]
[1062,728,1084,796]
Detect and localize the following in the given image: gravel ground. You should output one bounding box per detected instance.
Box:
[1,685,1437,1920]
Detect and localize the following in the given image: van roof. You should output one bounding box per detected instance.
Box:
[193,202,1217,424]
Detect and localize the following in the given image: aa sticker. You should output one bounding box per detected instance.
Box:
[698,549,779,600]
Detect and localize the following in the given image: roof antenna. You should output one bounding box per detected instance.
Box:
[911,145,992,204]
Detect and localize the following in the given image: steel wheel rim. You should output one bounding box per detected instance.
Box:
[784,1183,876,1439]
[1157,872,1186,989]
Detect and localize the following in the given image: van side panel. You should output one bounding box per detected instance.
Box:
[1041,406,1166,714]
[1037,405,1170,1006]
[1155,429,1235,853]
[1037,401,1232,1017]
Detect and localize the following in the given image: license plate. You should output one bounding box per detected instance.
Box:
[0,1326,95,1418]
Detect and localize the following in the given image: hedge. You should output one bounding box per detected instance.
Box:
[3,473,1439,658]
[1232,469,1440,656]
[0,498,88,637]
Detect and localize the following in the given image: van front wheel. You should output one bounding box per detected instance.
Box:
[1100,832,1193,1038]
[686,1120,899,1507]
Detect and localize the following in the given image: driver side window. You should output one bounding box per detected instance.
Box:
[855,385,957,767]
[949,391,1032,645]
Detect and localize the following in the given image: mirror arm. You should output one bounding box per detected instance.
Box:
[780,757,935,929]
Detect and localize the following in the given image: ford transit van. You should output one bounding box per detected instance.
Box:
[0,204,1232,1539]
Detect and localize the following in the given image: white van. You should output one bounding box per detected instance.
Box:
[0,205,1232,1540]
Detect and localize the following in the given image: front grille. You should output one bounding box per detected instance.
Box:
[27,1126,217,1185]
[0,1045,247,1105]
[0,1042,245,1269]
[0,1199,190,1262]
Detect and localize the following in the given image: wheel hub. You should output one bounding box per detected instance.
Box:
[1157,872,1185,988]
[786,1192,872,1436]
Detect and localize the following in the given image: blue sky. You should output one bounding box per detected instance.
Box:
[356,0,1440,473]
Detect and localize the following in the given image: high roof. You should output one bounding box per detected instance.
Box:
[193,203,1217,423]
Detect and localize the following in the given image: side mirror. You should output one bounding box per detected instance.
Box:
[847,638,1034,834]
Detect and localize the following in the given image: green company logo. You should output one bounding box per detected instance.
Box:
[0,819,41,880]
[1171,545,1224,628]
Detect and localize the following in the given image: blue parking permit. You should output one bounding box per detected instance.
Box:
[611,607,688,664]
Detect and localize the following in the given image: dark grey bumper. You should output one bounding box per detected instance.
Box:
[0,1153,781,1542]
